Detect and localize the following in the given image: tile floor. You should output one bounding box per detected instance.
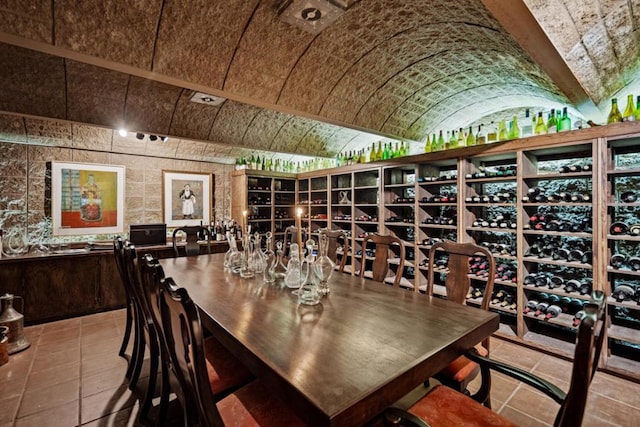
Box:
[0,309,638,426]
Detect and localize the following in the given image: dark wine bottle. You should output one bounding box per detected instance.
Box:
[612,284,635,302]
[620,191,637,203]
[544,305,562,320]
[629,256,640,271]
[610,253,627,268]
[610,222,629,235]
[564,279,581,293]
[524,300,539,314]
[572,310,586,327]
[549,276,564,289]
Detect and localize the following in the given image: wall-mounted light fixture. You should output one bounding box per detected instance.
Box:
[118,128,128,137]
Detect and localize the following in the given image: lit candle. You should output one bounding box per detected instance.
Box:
[242,210,247,235]
[296,207,303,257]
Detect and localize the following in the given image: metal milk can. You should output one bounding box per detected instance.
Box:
[0,293,30,354]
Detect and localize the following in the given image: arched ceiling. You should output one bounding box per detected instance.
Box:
[0,0,636,162]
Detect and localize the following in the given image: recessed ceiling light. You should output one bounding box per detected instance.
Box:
[135,133,145,140]
[160,136,169,142]
[118,129,127,137]
[190,92,226,106]
[149,135,158,141]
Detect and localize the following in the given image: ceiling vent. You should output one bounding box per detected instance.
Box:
[278,0,357,35]
[190,92,226,107]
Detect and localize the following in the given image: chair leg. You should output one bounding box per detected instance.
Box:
[157,357,171,426]
[126,307,144,380]
[139,338,159,424]
[129,325,147,390]
[119,302,133,358]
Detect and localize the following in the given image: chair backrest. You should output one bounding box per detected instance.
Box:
[154,265,226,426]
[172,226,211,257]
[113,237,131,297]
[114,238,147,317]
[359,233,405,287]
[283,225,306,256]
[427,240,496,309]
[555,291,606,427]
[318,228,349,272]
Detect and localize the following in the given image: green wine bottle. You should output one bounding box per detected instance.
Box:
[497,120,508,141]
[547,109,557,133]
[383,143,390,160]
[449,130,457,149]
[376,141,383,160]
[424,134,431,153]
[400,141,407,156]
[508,116,520,139]
[608,98,623,123]
[466,126,475,146]
[636,96,640,121]
[558,107,571,131]
[623,94,636,121]
[437,131,445,151]
[369,142,377,162]
[534,112,547,135]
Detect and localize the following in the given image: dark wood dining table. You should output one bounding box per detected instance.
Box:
[158,253,499,427]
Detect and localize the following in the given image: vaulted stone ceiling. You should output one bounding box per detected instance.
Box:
[0,0,637,162]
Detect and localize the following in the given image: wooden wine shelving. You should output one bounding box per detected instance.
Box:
[232,121,640,382]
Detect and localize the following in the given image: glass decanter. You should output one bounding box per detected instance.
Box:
[249,234,265,275]
[313,234,335,296]
[273,241,288,280]
[240,234,255,278]
[225,232,243,273]
[285,243,306,289]
[298,239,321,305]
[262,232,276,283]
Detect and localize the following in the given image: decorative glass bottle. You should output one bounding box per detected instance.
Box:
[284,243,303,289]
[313,234,335,296]
[240,235,255,278]
[298,239,320,305]
[262,232,276,283]
[273,241,288,279]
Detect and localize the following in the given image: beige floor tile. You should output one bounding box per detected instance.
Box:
[81,336,121,355]
[36,337,80,355]
[80,383,138,425]
[530,354,571,389]
[82,351,128,377]
[41,318,81,334]
[0,396,21,424]
[31,347,80,373]
[39,326,80,343]
[17,378,79,418]
[590,371,640,408]
[491,341,545,370]
[14,400,79,427]
[82,365,128,398]
[80,406,137,427]
[25,361,80,392]
[0,367,29,400]
[502,385,558,425]
[499,405,550,426]
[585,392,638,426]
[81,311,115,326]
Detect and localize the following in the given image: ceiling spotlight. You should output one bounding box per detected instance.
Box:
[160,136,168,142]
[118,128,128,137]
[135,133,145,140]
[149,135,158,141]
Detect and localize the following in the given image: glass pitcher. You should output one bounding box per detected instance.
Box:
[313,234,335,296]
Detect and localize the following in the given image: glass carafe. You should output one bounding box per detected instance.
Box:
[262,232,276,283]
[298,239,321,305]
[273,241,288,280]
[249,234,264,274]
[240,235,255,278]
[313,234,335,296]
[285,243,305,289]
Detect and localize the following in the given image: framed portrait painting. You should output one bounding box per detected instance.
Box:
[163,171,212,227]
[51,162,125,235]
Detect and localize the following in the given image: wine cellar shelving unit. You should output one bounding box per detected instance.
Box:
[232,122,640,382]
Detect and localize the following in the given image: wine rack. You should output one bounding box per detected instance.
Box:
[234,121,640,381]
[606,135,640,376]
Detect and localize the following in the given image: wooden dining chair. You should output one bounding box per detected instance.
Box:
[384,292,606,427]
[172,225,211,257]
[283,225,306,256]
[138,254,253,424]
[318,228,349,272]
[153,260,305,426]
[112,238,139,379]
[425,240,496,404]
[359,233,406,287]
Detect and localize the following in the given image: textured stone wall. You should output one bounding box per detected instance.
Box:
[0,135,233,245]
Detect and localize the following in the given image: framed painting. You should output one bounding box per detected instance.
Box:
[51,162,125,235]
[163,171,212,227]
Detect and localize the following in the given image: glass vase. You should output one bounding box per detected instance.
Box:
[313,234,335,296]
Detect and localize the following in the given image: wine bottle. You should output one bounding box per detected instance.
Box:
[622,94,636,121]
[547,109,557,133]
[449,130,457,149]
[524,299,539,314]
[607,98,623,123]
[620,191,637,203]
[508,115,520,139]
[423,135,431,154]
[549,276,564,289]
[629,256,640,271]
[612,284,635,302]
[437,131,445,151]
[610,222,629,235]
[486,121,498,143]
[498,120,508,141]
[521,109,533,137]
[466,126,476,146]
[457,127,465,148]
[476,124,486,145]
[370,142,378,161]
[558,107,572,131]
[636,95,640,121]
[610,253,628,268]
[564,279,581,293]
[545,305,562,320]
[534,112,547,134]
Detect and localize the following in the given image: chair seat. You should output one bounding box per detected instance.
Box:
[217,380,306,426]
[436,344,487,384]
[205,336,253,396]
[409,385,516,427]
